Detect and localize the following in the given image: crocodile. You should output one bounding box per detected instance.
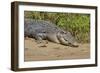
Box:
[24,19,78,47]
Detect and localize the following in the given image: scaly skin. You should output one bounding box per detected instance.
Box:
[24,19,78,47]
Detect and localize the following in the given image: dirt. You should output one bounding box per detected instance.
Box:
[24,38,90,61]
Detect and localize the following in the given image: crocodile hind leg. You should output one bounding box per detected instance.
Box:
[34,34,44,44]
[34,33,49,45]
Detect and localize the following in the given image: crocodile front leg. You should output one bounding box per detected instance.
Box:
[57,32,78,47]
[57,34,69,46]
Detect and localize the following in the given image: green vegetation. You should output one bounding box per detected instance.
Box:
[24,11,90,43]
